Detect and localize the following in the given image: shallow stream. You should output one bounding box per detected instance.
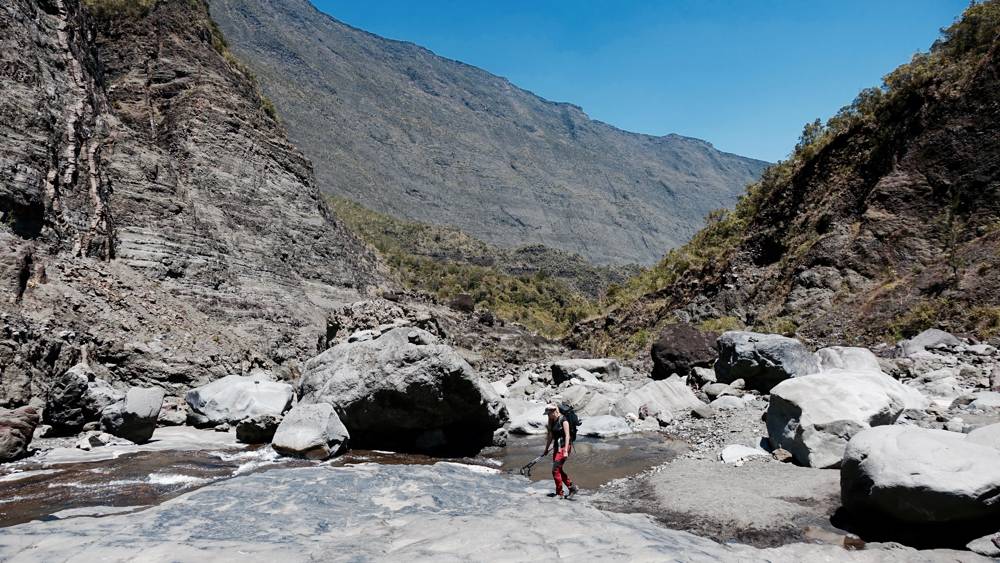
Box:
[0,431,686,526]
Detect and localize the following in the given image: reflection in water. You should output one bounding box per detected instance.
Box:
[0,432,686,526]
[498,434,688,490]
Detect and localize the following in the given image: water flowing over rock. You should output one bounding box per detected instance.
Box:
[185,374,294,428]
[0,406,40,462]
[299,328,506,455]
[766,370,923,468]
[841,425,1000,524]
[0,463,983,561]
[715,332,820,392]
[271,404,348,459]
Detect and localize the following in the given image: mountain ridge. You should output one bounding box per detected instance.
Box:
[208,0,770,266]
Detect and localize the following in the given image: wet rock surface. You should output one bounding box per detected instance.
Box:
[0,462,988,562]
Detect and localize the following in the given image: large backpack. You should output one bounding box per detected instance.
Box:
[558,403,580,443]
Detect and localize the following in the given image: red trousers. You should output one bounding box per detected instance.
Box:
[552,444,573,495]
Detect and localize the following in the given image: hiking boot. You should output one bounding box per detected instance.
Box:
[566,485,579,499]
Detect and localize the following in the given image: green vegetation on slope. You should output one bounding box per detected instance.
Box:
[593,0,1000,354]
[329,196,598,337]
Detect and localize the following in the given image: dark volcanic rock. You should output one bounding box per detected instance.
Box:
[100,387,164,444]
[0,406,40,462]
[650,324,719,379]
[236,414,282,444]
[208,0,768,266]
[715,332,819,392]
[299,328,506,455]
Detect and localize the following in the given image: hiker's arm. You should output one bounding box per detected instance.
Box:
[543,430,552,455]
[561,420,571,456]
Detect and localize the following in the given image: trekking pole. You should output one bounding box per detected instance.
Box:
[519,453,546,478]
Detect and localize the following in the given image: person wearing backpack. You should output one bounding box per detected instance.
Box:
[543,403,580,499]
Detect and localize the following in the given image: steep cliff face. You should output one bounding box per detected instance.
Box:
[0,0,383,406]
[207,0,769,266]
[570,2,1000,355]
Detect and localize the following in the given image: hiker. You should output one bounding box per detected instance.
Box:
[543,403,579,499]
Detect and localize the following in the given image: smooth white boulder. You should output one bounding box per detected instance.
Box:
[767,370,925,468]
[971,391,1000,410]
[611,376,703,419]
[272,403,349,460]
[841,425,1000,522]
[186,373,293,426]
[719,444,769,464]
[897,329,961,357]
[815,346,881,372]
[967,423,1000,450]
[577,415,633,438]
[504,399,548,435]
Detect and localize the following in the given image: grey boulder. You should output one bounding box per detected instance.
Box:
[186,373,294,427]
[814,346,881,373]
[236,414,283,444]
[504,400,548,435]
[967,423,1000,450]
[714,331,820,392]
[612,376,703,419]
[577,415,633,438]
[897,328,962,357]
[298,327,506,455]
[767,370,925,468]
[551,359,620,385]
[0,406,40,462]
[272,403,349,460]
[44,362,124,434]
[100,387,165,444]
[841,425,1000,523]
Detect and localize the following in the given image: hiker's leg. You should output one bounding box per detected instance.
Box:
[561,444,573,487]
[552,451,567,495]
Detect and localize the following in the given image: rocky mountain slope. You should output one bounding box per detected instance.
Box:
[570,1,1000,356]
[0,0,383,406]
[206,0,769,266]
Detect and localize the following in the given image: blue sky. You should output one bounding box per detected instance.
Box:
[313,1,969,162]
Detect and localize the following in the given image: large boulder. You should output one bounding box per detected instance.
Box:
[814,346,881,373]
[236,414,282,444]
[504,399,548,435]
[298,327,506,455]
[897,328,962,357]
[612,376,704,419]
[550,359,620,385]
[766,370,925,468]
[650,323,718,379]
[272,404,349,460]
[556,384,619,417]
[967,423,1000,450]
[100,387,165,444]
[44,362,124,434]
[0,406,40,462]
[185,372,294,427]
[841,425,1000,523]
[577,415,633,438]
[714,332,819,392]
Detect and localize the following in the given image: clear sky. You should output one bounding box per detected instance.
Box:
[312,1,969,163]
